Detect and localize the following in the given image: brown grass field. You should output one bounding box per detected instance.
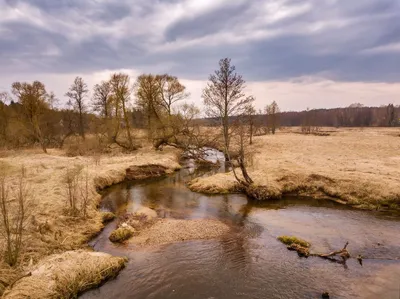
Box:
[0,145,180,297]
[189,127,400,210]
[0,127,399,297]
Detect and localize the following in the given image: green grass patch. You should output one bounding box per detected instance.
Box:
[277,236,310,248]
[109,228,133,243]
[101,212,116,223]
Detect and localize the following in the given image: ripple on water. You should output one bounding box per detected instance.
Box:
[83,158,400,299]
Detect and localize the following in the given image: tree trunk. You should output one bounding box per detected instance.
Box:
[79,110,85,140]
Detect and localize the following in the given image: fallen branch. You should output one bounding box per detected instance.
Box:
[315,242,350,259]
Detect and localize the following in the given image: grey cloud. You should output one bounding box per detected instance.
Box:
[0,0,399,82]
[164,2,252,41]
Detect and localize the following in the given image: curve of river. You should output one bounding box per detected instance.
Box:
[83,151,400,299]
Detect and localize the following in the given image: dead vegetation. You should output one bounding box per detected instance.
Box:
[278,235,351,264]
[0,146,180,296]
[129,219,230,247]
[2,250,127,299]
[188,128,400,210]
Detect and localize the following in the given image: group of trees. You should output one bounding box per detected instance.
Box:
[0,73,194,153]
[1,66,397,154]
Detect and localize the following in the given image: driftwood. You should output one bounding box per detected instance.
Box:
[311,242,351,269]
[284,240,352,266]
[316,241,350,259]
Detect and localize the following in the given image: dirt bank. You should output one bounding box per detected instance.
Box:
[188,128,400,211]
[0,146,180,296]
[129,219,231,247]
[2,251,127,299]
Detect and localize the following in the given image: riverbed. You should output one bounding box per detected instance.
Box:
[83,152,400,299]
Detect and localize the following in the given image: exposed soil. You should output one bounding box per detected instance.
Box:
[125,164,168,180]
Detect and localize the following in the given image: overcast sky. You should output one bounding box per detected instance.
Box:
[1,0,399,111]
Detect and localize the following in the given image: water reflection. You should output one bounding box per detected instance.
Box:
[85,153,400,299]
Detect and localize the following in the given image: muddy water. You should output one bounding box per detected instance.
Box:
[83,154,400,299]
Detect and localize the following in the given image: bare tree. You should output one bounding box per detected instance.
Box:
[0,94,10,143]
[265,101,280,134]
[244,103,257,145]
[109,73,134,149]
[92,81,112,118]
[202,58,254,161]
[0,167,31,266]
[65,77,88,140]
[135,74,164,140]
[232,115,254,185]
[156,74,189,116]
[386,104,397,127]
[11,81,51,153]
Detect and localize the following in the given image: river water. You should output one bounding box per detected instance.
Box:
[83,152,400,299]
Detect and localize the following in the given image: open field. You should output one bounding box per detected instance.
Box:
[189,127,400,210]
[0,145,180,296]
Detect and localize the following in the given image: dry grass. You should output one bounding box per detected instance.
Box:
[129,219,230,247]
[189,127,400,210]
[2,250,127,299]
[0,145,180,296]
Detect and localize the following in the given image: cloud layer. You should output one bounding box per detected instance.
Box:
[0,0,399,110]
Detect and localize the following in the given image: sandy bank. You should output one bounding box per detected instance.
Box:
[2,250,126,299]
[188,128,400,210]
[129,219,230,246]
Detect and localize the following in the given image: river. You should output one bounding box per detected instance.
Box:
[82,150,400,299]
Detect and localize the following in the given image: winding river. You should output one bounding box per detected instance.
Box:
[83,151,400,299]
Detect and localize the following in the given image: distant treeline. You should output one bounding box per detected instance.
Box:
[198,104,400,128]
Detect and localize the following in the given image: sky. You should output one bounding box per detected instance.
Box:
[0,0,399,111]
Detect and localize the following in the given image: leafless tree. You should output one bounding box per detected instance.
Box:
[0,167,32,266]
[202,58,254,161]
[80,166,90,219]
[244,103,257,145]
[386,104,397,127]
[156,74,189,116]
[109,73,134,149]
[0,94,9,143]
[265,101,280,134]
[135,74,164,141]
[92,81,112,119]
[231,115,254,185]
[11,81,51,153]
[65,77,88,140]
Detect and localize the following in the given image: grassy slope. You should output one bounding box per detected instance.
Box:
[189,128,400,210]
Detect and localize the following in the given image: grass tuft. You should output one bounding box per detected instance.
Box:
[277,236,310,248]
[101,212,116,223]
[109,228,134,243]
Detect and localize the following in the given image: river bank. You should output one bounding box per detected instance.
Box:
[1,127,399,297]
[0,146,181,297]
[188,128,400,211]
[83,159,400,299]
